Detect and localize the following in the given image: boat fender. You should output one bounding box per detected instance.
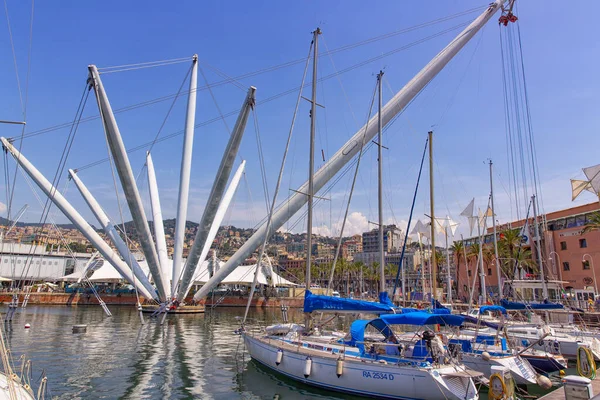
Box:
[536,375,552,389]
[336,358,343,378]
[304,357,312,378]
[275,349,283,366]
[481,351,491,361]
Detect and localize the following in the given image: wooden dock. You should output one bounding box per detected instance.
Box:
[539,376,600,400]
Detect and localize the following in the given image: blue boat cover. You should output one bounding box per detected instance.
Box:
[480,305,507,315]
[379,291,394,306]
[500,299,564,310]
[303,290,395,313]
[379,312,465,327]
[347,312,465,353]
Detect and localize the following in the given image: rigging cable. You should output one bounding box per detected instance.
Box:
[326,80,377,294]
[14,20,471,150]
[392,137,428,295]
[241,39,313,324]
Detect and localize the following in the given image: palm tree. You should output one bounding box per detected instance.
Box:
[466,243,481,295]
[451,241,465,299]
[583,211,600,233]
[434,250,444,287]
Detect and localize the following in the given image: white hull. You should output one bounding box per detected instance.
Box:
[244,334,478,400]
[460,353,537,385]
[0,372,35,400]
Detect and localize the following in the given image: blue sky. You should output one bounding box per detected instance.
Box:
[1,1,599,241]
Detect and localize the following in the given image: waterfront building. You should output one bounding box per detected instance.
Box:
[361,224,403,253]
[458,202,600,301]
[0,243,92,281]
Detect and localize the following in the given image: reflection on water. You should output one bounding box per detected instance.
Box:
[2,305,550,399]
[2,305,358,399]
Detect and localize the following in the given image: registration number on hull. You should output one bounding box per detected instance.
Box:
[363,370,395,380]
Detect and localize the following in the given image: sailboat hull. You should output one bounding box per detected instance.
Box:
[243,334,478,400]
[460,353,537,385]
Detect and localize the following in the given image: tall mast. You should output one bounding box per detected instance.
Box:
[305,27,320,330]
[306,27,320,294]
[532,194,548,299]
[428,130,437,300]
[377,71,385,294]
[194,1,508,301]
[477,212,487,303]
[489,159,502,299]
[171,55,199,298]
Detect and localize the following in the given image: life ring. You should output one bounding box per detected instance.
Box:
[488,373,507,400]
[577,346,596,379]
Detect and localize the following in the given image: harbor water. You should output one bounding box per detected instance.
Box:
[4,305,557,399]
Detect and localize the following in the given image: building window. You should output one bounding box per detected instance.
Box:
[580,239,588,248]
[468,270,472,277]
[563,262,570,271]
[560,241,567,251]
[487,268,492,276]
[583,260,590,270]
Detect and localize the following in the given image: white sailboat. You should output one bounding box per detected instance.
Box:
[241,3,516,396]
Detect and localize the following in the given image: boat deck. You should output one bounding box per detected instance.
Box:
[539,377,600,399]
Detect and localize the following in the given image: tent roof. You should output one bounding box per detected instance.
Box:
[58,270,84,282]
[85,259,296,287]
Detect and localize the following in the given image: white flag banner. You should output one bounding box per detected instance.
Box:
[433,217,447,235]
[460,198,476,235]
[445,216,459,236]
[571,179,594,201]
[460,198,475,218]
[583,164,600,194]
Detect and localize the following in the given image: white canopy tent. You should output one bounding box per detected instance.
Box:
[58,270,84,282]
[73,258,296,288]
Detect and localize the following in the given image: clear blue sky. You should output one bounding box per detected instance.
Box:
[1,1,599,241]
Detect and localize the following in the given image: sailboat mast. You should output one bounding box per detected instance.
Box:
[445,227,452,304]
[305,27,321,294]
[532,194,548,299]
[489,159,502,299]
[193,0,508,301]
[377,71,385,294]
[477,214,487,303]
[428,131,437,300]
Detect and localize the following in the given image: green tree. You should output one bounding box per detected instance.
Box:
[451,241,465,297]
[583,211,600,234]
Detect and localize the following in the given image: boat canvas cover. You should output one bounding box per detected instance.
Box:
[303,290,395,313]
[347,312,465,353]
[500,299,564,310]
[479,305,507,315]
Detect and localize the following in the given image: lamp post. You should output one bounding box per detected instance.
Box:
[549,251,562,282]
[583,254,597,297]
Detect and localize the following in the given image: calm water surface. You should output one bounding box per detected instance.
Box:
[4,305,556,399]
[4,305,364,399]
